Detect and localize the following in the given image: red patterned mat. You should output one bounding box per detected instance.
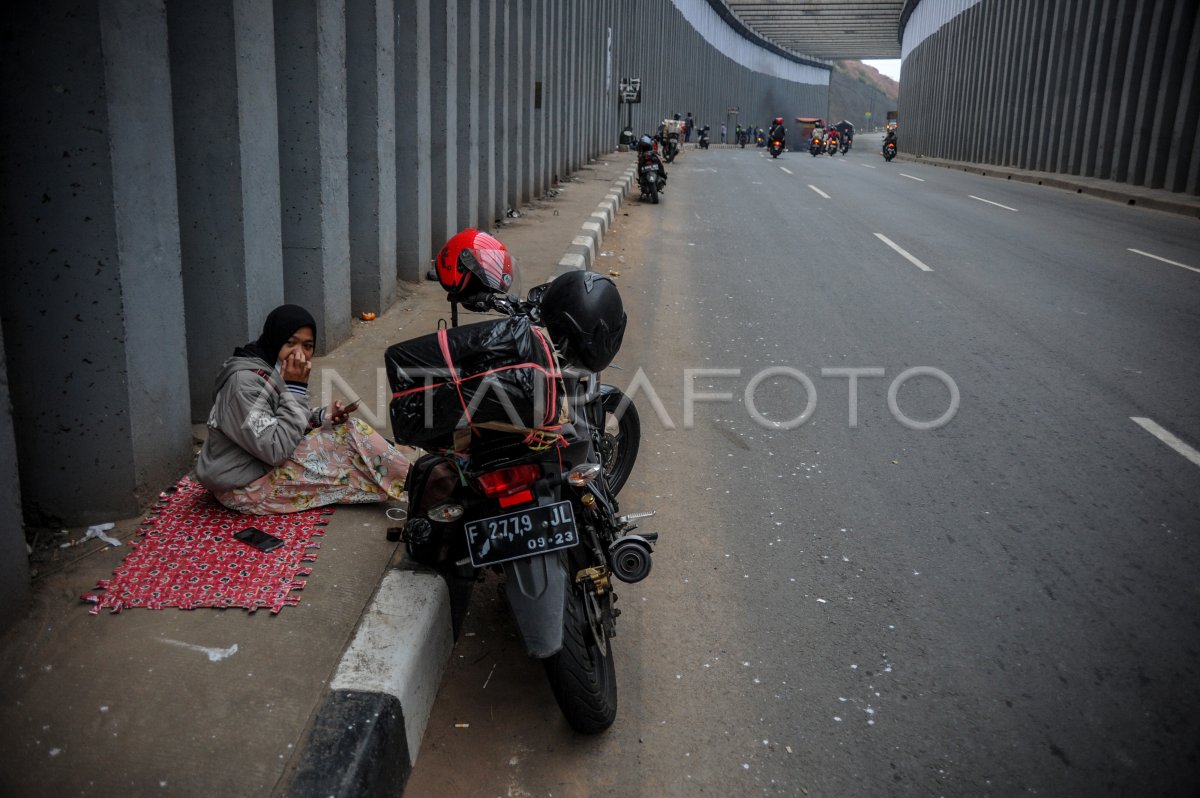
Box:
[82,476,333,614]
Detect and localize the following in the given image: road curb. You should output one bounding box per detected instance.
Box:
[897,155,1200,219]
[283,567,452,797]
[556,165,637,276]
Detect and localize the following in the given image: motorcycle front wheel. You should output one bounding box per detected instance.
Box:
[543,583,617,734]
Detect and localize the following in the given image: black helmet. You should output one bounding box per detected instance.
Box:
[540,270,626,372]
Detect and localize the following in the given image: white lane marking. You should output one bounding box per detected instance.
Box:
[861,164,877,169]
[1128,248,1200,275]
[1131,417,1200,467]
[809,184,830,199]
[780,166,794,174]
[970,195,1019,212]
[899,173,925,182]
[874,233,933,272]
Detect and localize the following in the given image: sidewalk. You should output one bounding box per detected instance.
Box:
[0,155,637,798]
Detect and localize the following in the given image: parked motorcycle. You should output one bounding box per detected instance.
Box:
[882,138,897,162]
[662,135,680,163]
[388,238,653,734]
[768,138,784,158]
[697,126,710,150]
[636,141,666,204]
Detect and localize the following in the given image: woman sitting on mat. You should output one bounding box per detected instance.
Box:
[196,304,415,514]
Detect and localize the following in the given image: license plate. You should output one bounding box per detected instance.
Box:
[640,163,658,172]
[464,500,578,567]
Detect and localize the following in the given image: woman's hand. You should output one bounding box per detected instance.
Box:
[281,350,311,384]
[329,399,359,425]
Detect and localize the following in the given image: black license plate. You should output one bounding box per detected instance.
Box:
[464,500,579,567]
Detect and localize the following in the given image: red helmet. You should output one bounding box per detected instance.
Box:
[436,229,515,295]
[774,117,783,125]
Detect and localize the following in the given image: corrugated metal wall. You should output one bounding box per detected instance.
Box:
[899,0,1200,195]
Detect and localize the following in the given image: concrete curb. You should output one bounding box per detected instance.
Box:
[283,568,453,797]
[897,155,1200,220]
[556,165,637,276]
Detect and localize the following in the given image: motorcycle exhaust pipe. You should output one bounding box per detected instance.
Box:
[609,535,654,583]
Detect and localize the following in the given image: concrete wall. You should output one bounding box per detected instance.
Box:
[0,0,828,603]
[899,0,1200,195]
[0,324,30,626]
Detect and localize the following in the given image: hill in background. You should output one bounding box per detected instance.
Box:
[827,60,899,132]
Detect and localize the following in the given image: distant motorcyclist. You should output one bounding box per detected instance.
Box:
[768,117,786,149]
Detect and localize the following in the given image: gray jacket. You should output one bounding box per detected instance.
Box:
[195,354,322,493]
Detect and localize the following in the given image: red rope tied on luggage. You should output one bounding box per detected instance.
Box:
[390,325,563,443]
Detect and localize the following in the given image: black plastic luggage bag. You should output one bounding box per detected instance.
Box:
[385,317,562,448]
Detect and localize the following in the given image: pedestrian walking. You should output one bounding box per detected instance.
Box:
[720,123,727,144]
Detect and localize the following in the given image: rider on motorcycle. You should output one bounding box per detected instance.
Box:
[768,117,786,149]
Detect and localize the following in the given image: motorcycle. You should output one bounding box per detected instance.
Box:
[768,139,784,158]
[755,131,765,148]
[809,137,822,157]
[738,130,748,148]
[387,272,652,735]
[637,148,666,204]
[882,138,897,162]
[662,135,680,163]
[839,138,851,155]
[827,138,839,156]
[697,126,710,150]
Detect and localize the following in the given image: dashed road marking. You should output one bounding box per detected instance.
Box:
[970,195,1019,212]
[874,233,933,272]
[861,164,876,169]
[899,173,925,182]
[809,184,830,199]
[1131,417,1200,467]
[1128,248,1200,275]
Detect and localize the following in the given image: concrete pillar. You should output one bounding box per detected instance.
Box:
[1164,6,1200,193]
[477,0,495,228]
[0,0,192,524]
[275,0,351,350]
[395,0,432,282]
[166,0,284,420]
[1094,0,1136,180]
[347,0,397,315]
[458,0,478,229]
[427,0,457,252]
[1056,0,1095,174]
[1110,0,1155,182]
[505,0,520,210]
[1145,1,1195,189]
[1127,1,1171,186]
[0,323,31,622]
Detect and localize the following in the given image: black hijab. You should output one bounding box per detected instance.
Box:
[236,304,317,366]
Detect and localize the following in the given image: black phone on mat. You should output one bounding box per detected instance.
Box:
[234,527,284,553]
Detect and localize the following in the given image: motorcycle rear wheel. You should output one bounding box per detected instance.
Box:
[648,180,659,204]
[543,584,617,734]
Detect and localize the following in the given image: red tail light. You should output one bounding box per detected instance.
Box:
[476,464,541,508]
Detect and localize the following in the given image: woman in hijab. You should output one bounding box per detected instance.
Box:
[195,304,415,514]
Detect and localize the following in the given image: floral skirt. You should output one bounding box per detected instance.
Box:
[215,418,418,515]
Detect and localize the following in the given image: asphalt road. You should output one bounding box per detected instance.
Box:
[405,137,1200,797]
